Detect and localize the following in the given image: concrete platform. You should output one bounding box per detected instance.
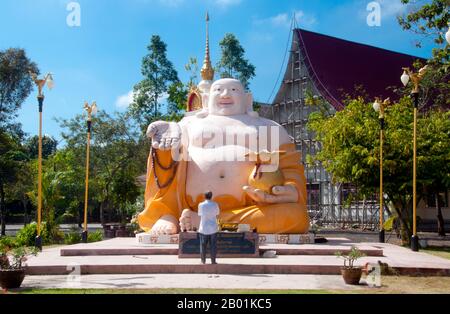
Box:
[60,238,383,257]
[24,238,450,276]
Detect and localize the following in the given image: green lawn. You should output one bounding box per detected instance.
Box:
[7,276,450,294]
[422,247,450,260]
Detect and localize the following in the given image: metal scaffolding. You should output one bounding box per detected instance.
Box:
[259,30,380,229]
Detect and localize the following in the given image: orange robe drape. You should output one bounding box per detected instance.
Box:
[138,143,309,234]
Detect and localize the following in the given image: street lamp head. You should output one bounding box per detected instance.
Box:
[401,69,410,87]
[84,101,98,121]
[46,74,55,90]
[91,102,98,116]
[373,98,381,112]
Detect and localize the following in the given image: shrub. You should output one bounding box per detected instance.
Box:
[0,236,18,250]
[335,246,366,269]
[64,231,82,245]
[15,222,64,246]
[87,230,103,243]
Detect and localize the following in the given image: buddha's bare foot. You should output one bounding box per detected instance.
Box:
[150,215,179,235]
[179,209,200,232]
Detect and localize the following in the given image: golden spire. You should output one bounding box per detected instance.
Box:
[201,12,214,81]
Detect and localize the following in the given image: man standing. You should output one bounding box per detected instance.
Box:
[198,191,220,264]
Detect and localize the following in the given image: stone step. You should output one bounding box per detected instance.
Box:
[26,255,450,277]
[60,245,384,257]
[26,239,450,277]
[60,238,383,257]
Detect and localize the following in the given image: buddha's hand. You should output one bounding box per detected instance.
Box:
[179,209,201,232]
[146,121,182,151]
[243,184,298,204]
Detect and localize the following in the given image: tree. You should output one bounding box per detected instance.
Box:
[0,131,27,235]
[185,57,199,88]
[397,0,449,234]
[4,157,34,226]
[166,81,187,121]
[24,135,58,159]
[397,0,449,108]
[0,48,39,133]
[308,98,450,244]
[216,33,256,90]
[130,35,179,130]
[57,111,148,224]
[417,109,450,236]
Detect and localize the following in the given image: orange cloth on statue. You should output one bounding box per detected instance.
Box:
[137,143,309,234]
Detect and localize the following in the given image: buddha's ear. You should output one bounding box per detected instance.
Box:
[246,92,259,118]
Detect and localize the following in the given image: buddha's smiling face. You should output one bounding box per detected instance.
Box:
[208,79,248,116]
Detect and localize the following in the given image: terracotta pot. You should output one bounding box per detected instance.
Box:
[341,267,362,285]
[0,269,26,289]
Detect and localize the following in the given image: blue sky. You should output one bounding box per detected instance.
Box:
[0,0,438,144]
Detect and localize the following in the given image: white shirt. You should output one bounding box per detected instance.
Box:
[198,200,220,235]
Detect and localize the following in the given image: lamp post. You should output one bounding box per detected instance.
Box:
[373,97,390,243]
[30,72,54,251]
[82,102,97,243]
[401,66,428,252]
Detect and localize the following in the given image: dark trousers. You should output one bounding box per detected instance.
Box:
[199,233,217,263]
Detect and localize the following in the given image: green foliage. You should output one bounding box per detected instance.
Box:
[0,130,29,235]
[0,48,39,132]
[7,246,38,269]
[57,111,146,224]
[130,35,180,128]
[87,230,103,243]
[335,247,366,269]
[166,81,187,121]
[64,228,82,245]
[308,97,450,244]
[24,135,58,159]
[216,33,256,89]
[125,196,144,234]
[398,0,449,46]
[15,222,63,246]
[0,236,18,251]
[383,215,397,232]
[397,0,449,108]
[185,57,199,87]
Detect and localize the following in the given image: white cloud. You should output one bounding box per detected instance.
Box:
[379,0,407,17]
[215,0,241,9]
[115,91,170,109]
[254,10,316,29]
[116,90,134,109]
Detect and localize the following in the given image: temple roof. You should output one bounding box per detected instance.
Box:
[294,28,425,110]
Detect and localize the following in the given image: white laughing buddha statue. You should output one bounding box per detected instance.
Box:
[138,78,309,235]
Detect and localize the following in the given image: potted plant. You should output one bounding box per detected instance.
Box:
[335,246,366,285]
[0,244,38,289]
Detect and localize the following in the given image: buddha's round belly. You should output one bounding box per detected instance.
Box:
[186,146,254,201]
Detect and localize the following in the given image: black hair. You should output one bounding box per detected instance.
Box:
[205,191,213,200]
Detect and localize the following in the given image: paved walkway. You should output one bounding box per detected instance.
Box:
[21,274,363,291]
[23,238,450,276]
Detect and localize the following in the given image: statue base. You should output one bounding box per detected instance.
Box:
[135,232,314,245]
[178,232,259,258]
